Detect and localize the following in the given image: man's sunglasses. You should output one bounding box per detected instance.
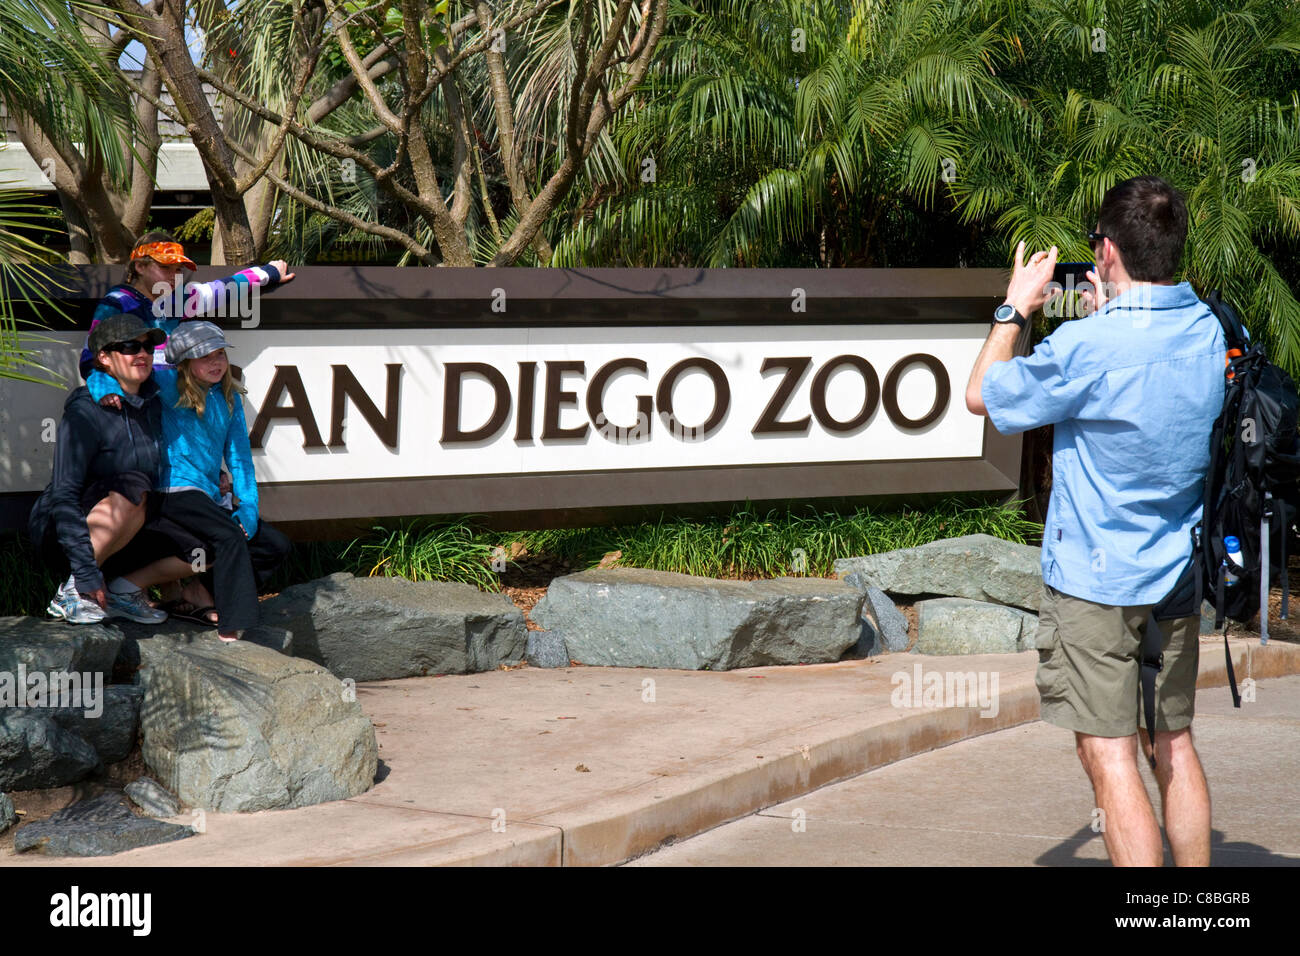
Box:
[1087,230,1107,247]
[103,339,152,355]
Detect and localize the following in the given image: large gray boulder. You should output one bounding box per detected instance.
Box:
[136,631,378,813]
[913,597,1039,655]
[36,685,144,765]
[532,568,864,670]
[0,711,100,790]
[835,534,1043,612]
[0,618,142,784]
[13,791,194,857]
[260,572,527,681]
[0,616,122,679]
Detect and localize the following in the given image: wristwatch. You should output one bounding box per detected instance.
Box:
[992,303,1028,329]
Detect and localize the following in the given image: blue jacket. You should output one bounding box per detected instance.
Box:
[89,367,259,538]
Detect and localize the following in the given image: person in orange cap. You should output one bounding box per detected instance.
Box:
[77,230,294,379]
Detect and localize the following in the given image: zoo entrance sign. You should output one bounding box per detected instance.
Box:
[0,268,1024,528]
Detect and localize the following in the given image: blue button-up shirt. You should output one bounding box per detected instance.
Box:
[983,281,1225,605]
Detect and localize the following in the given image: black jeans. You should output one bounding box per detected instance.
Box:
[158,490,289,632]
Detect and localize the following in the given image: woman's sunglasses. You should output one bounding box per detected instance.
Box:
[103,339,152,355]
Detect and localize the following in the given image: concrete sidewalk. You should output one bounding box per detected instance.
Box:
[632,673,1300,866]
[4,635,1298,867]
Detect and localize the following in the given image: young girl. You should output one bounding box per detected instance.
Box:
[90,322,290,642]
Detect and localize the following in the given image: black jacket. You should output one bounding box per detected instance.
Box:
[27,376,163,593]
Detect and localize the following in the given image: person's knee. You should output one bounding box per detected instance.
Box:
[1154,727,1198,766]
[1076,732,1136,779]
[105,490,147,523]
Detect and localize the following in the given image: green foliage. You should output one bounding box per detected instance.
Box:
[501,498,1042,578]
[175,207,216,244]
[342,519,503,591]
[0,533,62,617]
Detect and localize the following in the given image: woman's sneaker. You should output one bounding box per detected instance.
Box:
[47,576,107,624]
[105,586,168,624]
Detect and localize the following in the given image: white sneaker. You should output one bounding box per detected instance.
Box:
[105,586,168,624]
[47,575,107,624]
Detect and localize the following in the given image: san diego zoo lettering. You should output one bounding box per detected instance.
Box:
[247,352,952,450]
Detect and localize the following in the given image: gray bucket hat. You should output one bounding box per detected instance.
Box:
[164,321,233,365]
[87,314,166,355]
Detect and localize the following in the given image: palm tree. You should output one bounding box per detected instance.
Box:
[942,0,1300,363]
[552,0,1017,267]
[0,0,134,384]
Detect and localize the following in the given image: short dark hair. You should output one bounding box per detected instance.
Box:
[1094,176,1188,282]
[124,230,179,285]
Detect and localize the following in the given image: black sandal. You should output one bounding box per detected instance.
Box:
[159,600,219,626]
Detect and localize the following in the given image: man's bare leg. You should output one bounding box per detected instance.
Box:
[1076,732,1164,866]
[1142,727,1211,866]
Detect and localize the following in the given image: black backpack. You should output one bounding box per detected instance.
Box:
[1197,290,1300,637]
[1140,291,1300,765]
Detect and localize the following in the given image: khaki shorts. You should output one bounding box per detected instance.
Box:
[1035,583,1200,738]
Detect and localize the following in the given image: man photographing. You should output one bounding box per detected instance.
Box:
[965,176,1224,866]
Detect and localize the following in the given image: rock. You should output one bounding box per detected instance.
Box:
[0,616,123,679]
[913,597,1039,655]
[136,631,378,812]
[0,711,100,790]
[125,777,182,818]
[843,580,911,652]
[844,615,883,658]
[39,685,144,766]
[260,572,526,681]
[13,791,194,856]
[1200,601,1221,635]
[112,619,293,678]
[835,534,1043,612]
[525,631,569,668]
[532,568,863,670]
[0,792,15,834]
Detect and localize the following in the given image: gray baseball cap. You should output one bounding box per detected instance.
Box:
[87,314,165,355]
[164,322,233,365]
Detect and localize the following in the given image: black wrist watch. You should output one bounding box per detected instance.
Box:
[992,303,1027,329]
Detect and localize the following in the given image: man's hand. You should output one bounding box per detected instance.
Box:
[1003,241,1059,317]
[1080,266,1109,314]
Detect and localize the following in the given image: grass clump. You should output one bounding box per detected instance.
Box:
[343,519,503,592]
[502,496,1042,579]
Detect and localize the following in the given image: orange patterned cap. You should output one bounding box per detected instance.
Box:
[130,241,197,270]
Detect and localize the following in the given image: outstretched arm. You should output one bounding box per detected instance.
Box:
[966,242,1059,417]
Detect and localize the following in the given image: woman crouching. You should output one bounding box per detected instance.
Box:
[91,322,289,642]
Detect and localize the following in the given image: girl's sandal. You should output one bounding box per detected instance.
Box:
[159,599,219,627]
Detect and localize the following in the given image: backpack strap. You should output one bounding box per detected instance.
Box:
[1140,611,1162,769]
[1204,288,1250,356]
